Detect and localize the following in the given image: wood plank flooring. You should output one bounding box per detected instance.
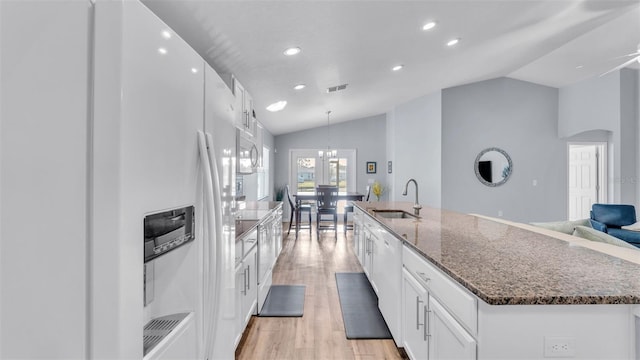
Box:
[235,224,406,360]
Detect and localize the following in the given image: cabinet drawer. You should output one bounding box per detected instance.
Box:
[403,245,477,336]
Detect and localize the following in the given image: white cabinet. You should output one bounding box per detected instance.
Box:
[235,233,257,345]
[229,76,257,137]
[403,268,429,360]
[429,296,477,359]
[403,245,477,360]
[257,204,283,313]
[257,219,273,313]
[362,218,377,292]
[377,230,402,344]
[353,207,365,265]
[273,206,283,257]
[359,213,402,343]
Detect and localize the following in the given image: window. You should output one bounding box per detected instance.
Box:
[257,146,270,200]
[290,149,356,212]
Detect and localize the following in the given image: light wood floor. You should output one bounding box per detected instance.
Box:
[235,223,406,360]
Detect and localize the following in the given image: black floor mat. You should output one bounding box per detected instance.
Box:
[335,272,392,339]
[259,285,305,317]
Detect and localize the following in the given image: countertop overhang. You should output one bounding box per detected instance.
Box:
[235,201,282,239]
[354,201,640,306]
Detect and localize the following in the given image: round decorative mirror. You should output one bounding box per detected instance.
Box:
[474,147,512,187]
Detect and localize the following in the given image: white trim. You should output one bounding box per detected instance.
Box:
[567,141,608,220]
[288,148,357,193]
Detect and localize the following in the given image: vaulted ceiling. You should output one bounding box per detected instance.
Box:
[142,0,640,135]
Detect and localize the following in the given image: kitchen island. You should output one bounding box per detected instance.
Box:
[352,201,640,359]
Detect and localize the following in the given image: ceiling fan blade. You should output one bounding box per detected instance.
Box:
[610,51,640,60]
[600,56,640,77]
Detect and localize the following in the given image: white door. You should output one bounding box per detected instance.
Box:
[290,149,356,193]
[568,144,606,220]
[290,149,356,213]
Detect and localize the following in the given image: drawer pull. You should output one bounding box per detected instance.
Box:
[424,305,431,341]
[416,271,430,283]
[241,267,247,295]
[416,296,424,330]
[246,264,251,290]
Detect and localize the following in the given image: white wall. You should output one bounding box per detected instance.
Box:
[620,68,638,206]
[387,92,442,208]
[273,114,387,217]
[559,68,639,206]
[441,78,565,222]
[558,72,620,138]
[1,1,90,358]
[264,128,275,200]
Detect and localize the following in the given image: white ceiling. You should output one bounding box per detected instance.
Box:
[142,0,640,136]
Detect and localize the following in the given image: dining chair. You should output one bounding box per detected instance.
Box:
[343,185,370,234]
[316,186,338,238]
[285,184,311,238]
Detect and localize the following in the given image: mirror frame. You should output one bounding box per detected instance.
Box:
[474,147,513,187]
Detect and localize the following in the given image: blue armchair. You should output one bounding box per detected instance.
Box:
[590,204,640,247]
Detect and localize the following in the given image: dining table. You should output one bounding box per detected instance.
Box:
[293,191,364,238]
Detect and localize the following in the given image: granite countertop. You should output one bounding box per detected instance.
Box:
[235,201,282,239]
[354,201,640,306]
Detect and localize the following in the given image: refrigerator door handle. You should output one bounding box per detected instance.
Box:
[198,130,222,360]
[205,132,224,359]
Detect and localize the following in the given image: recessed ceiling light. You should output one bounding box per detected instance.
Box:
[576,65,584,69]
[283,47,301,56]
[422,21,436,31]
[158,47,167,55]
[446,38,460,47]
[266,100,287,112]
[294,84,306,90]
[191,68,198,74]
[392,65,404,71]
[161,30,172,39]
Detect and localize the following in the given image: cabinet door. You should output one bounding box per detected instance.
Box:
[363,230,375,288]
[234,263,245,345]
[257,224,270,284]
[369,230,383,295]
[362,228,370,276]
[403,269,429,360]
[241,248,258,326]
[353,218,362,265]
[234,80,246,130]
[378,232,402,343]
[244,91,253,133]
[429,296,476,360]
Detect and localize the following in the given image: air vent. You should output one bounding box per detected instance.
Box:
[326,83,348,93]
[143,313,189,355]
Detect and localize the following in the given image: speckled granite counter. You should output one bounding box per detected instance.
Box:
[354,201,640,306]
[235,201,282,239]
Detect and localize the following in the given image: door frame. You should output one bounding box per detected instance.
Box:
[567,142,607,220]
[288,148,357,193]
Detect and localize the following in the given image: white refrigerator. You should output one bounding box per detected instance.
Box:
[1,1,237,359]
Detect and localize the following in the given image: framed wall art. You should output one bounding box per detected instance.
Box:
[366,161,377,174]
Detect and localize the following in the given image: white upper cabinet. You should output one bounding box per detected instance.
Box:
[225,74,257,137]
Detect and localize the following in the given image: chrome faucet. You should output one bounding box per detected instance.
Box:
[402,178,422,215]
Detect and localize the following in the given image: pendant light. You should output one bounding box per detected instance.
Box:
[318,111,337,159]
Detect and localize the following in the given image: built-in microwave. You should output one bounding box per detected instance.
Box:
[237,129,259,174]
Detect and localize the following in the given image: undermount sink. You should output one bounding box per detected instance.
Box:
[372,209,419,219]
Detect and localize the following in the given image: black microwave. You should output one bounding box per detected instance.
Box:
[143,205,194,263]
